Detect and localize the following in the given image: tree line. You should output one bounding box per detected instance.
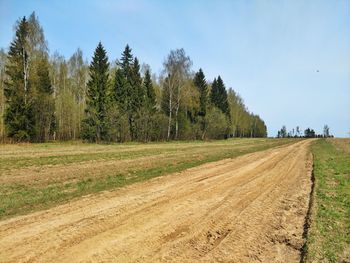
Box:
[276,125,333,138]
[0,13,267,143]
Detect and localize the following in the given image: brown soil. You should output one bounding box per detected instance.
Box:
[0,140,313,262]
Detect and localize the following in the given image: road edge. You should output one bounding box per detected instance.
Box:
[300,150,316,263]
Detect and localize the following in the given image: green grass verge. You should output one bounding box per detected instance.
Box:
[306,139,350,262]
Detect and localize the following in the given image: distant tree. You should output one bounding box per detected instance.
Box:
[131,57,144,110]
[193,68,208,139]
[194,69,208,117]
[28,13,56,142]
[227,89,243,137]
[162,48,192,140]
[304,128,316,138]
[144,68,156,111]
[4,13,59,142]
[67,48,88,138]
[277,125,287,138]
[27,12,48,55]
[134,67,158,141]
[116,44,133,115]
[210,76,229,117]
[206,107,228,139]
[304,128,310,138]
[217,76,230,116]
[323,125,330,138]
[210,78,221,112]
[120,44,133,71]
[51,52,80,140]
[114,44,133,115]
[113,45,145,140]
[178,80,200,139]
[4,17,36,141]
[82,42,110,142]
[33,56,55,141]
[113,68,127,111]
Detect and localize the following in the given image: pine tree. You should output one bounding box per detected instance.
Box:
[82,42,110,142]
[194,68,208,117]
[4,17,36,141]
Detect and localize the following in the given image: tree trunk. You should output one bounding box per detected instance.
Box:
[174,84,181,140]
[23,48,29,105]
[167,90,172,141]
[175,103,179,140]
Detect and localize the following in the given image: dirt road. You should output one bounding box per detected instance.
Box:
[0,140,313,262]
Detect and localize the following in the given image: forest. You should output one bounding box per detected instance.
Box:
[0,12,267,143]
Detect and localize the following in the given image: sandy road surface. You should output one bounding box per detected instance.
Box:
[0,140,313,262]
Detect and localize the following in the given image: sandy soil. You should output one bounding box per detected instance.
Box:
[0,140,313,262]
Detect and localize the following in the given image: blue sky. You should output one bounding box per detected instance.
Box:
[1,0,349,137]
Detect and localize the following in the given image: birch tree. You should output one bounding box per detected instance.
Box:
[4,17,35,141]
[162,48,192,140]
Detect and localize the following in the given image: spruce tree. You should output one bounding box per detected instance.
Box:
[115,45,145,140]
[120,44,133,76]
[117,45,134,111]
[144,68,156,111]
[114,68,127,111]
[194,68,208,138]
[210,78,219,108]
[131,57,143,110]
[194,68,208,117]
[4,17,36,141]
[82,42,110,142]
[216,76,229,116]
[211,76,229,116]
